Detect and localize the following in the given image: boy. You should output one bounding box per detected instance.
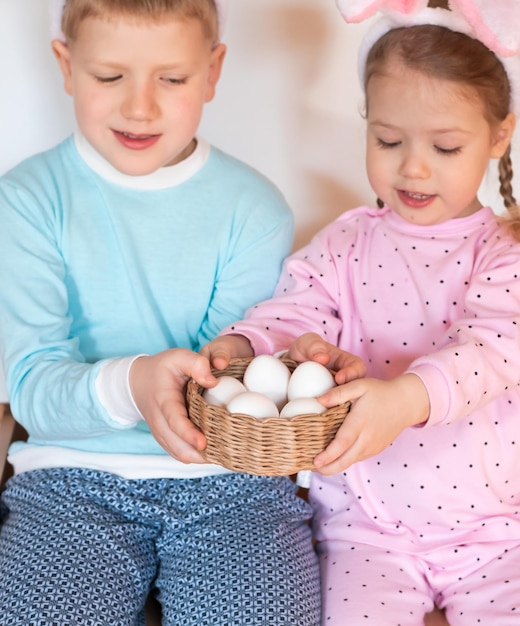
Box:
[0,1,320,623]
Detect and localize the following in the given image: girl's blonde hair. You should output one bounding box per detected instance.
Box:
[364,22,519,231]
[61,0,219,44]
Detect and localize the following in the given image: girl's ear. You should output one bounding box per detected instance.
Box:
[491,112,516,158]
[51,39,73,96]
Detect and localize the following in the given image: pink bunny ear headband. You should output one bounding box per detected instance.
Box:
[336,0,520,117]
[50,0,228,42]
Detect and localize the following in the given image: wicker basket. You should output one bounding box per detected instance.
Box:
[187,356,350,476]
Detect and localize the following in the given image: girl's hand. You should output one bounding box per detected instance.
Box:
[129,349,217,464]
[288,333,367,384]
[200,334,254,370]
[314,374,430,475]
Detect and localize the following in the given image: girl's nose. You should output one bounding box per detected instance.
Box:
[398,149,430,179]
[121,81,159,121]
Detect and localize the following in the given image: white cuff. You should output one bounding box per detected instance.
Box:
[296,470,313,489]
[95,356,146,426]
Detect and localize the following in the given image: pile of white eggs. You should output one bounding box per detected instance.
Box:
[203,354,336,418]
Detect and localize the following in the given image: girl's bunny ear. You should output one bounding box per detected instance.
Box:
[451,0,520,56]
[336,0,428,23]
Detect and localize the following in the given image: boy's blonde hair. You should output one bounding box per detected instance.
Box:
[60,0,220,44]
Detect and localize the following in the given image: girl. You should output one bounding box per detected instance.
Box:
[203,1,520,623]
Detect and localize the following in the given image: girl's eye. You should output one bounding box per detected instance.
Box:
[376,138,401,149]
[435,145,462,155]
[95,75,122,83]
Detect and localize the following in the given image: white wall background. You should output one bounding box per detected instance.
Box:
[0,0,518,401]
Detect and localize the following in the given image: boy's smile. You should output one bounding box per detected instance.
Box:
[52,15,225,176]
[113,131,161,152]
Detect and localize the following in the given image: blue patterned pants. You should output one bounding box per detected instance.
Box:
[0,469,320,625]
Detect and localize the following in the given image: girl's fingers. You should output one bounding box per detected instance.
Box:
[318,380,359,408]
[288,333,332,364]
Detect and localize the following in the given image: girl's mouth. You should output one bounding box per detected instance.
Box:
[398,189,436,209]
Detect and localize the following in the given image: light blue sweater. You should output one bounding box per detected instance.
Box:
[0,135,293,464]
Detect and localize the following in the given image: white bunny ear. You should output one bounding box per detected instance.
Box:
[451,0,520,56]
[50,0,67,41]
[335,0,384,23]
[336,0,428,23]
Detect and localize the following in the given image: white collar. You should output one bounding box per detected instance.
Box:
[74,132,210,190]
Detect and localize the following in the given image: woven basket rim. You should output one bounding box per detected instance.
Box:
[187,356,350,476]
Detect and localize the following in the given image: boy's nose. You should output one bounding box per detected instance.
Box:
[121,82,159,121]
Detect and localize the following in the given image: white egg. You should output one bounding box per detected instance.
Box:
[227,392,280,419]
[287,361,336,401]
[242,354,291,409]
[203,376,247,408]
[280,397,326,417]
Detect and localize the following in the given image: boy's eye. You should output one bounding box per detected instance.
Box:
[376,138,401,149]
[162,77,187,85]
[435,145,462,155]
[95,75,122,83]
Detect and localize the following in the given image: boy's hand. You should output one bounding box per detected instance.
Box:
[129,349,217,464]
[200,334,254,370]
[287,333,367,384]
[313,374,430,475]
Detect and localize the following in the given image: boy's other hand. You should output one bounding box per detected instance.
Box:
[129,349,217,464]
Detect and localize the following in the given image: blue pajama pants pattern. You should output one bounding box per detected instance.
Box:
[0,468,320,625]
